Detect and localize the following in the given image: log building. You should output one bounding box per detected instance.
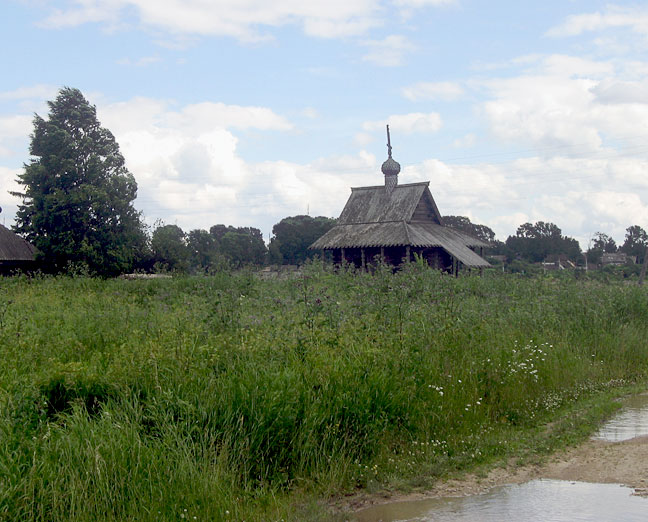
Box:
[310,127,490,274]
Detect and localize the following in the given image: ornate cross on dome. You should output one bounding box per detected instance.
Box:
[381,124,400,193]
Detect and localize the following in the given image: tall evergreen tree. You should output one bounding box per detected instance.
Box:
[12,87,146,275]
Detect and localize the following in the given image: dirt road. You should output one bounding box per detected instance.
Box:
[339,426,648,515]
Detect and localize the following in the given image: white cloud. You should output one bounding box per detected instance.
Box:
[361,35,416,67]
[39,0,383,41]
[0,115,33,157]
[476,53,648,153]
[401,81,464,101]
[0,85,58,101]
[0,115,32,140]
[38,0,457,42]
[591,79,648,104]
[90,96,384,232]
[590,191,648,219]
[363,112,442,134]
[0,166,22,219]
[99,98,292,137]
[541,54,613,77]
[546,6,648,38]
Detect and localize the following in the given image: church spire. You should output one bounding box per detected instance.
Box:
[381,125,400,193]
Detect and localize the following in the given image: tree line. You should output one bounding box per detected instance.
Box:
[445,215,647,266]
[148,216,335,273]
[10,87,648,276]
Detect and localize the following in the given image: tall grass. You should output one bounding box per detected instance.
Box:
[1,265,647,520]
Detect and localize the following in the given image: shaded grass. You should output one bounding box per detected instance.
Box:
[0,265,647,519]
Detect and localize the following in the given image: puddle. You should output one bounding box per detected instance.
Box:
[352,479,648,521]
[352,393,648,521]
[592,393,648,442]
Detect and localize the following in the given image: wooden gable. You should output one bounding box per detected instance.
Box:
[410,187,443,225]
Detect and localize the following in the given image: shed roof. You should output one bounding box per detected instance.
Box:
[0,225,36,261]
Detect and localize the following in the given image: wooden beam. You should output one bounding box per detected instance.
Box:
[361,248,366,271]
[380,246,385,264]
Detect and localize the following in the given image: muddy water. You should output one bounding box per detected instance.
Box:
[353,394,648,522]
[352,480,647,521]
[592,393,648,442]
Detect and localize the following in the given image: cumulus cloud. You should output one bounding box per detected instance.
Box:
[401,81,464,101]
[588,191,648,228]
[591,79,648,104]
[93,97,297,229]
[361,35,416,67]
[362,112,442,134]
[88,96,383,233]
[403,154,648,247]
[477,53,648,154]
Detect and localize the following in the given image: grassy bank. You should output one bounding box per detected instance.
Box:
[1,265,647,520]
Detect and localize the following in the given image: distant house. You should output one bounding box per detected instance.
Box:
[541,254,577,271]
[601,253,635,266]
[0,224,37,274]
[310,127,490,274]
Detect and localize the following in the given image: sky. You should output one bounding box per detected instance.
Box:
[1,1,648,248]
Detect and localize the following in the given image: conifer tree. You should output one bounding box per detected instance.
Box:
[12,87,146,275]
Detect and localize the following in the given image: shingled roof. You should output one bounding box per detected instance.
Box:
[336,182,442,224]
[0,224,36,262]
[310,182,490,268]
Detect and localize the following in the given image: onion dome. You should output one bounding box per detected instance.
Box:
[381,156,401,177]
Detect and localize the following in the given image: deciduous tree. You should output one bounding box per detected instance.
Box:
[269,215,336,265]
[151,224,189,272]
[505,221,581,262]
[586,232,617,265]
[443,215,496,243]
[620,225,648,263]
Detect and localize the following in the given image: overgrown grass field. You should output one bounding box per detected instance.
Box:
[1,265,647,520]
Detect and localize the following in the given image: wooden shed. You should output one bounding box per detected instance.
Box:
[0,224,37,274]
[310,128,490,274]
